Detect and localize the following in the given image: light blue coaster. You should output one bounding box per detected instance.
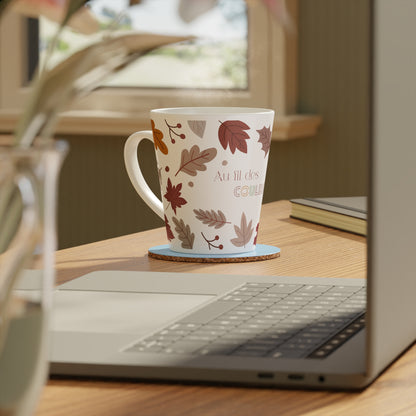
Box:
[148,244,280,263]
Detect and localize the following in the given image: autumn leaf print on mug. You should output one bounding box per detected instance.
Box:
[124,107,274,255]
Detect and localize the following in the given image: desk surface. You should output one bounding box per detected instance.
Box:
[36,201,416,416]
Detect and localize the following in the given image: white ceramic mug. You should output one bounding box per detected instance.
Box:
[124,107,274,255]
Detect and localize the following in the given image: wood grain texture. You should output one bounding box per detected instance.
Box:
[54,201,367,284]
[34,200,416,416]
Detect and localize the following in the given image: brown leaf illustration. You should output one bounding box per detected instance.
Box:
[257,126,272,157]
[231,213,254,247]
[188,120,206,138]
[151,120,168,155]
[218,120,250,154]
[193,209,229,229]
[164,178,187,214]
[164,215,175,241]
[253,222,260,245]
[175,145,217,176]
[173,217,195,249]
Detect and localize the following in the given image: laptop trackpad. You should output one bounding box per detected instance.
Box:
[52,290,213,337]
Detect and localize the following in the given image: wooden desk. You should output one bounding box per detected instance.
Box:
[36,201,416,416]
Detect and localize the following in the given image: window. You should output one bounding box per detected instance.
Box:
[0,0,321,139]
[38,0,249,90]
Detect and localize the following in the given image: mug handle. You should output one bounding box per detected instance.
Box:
[124,131,164,219]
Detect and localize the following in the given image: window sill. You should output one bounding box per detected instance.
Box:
[273,114,322,141]
[0,110,321,141]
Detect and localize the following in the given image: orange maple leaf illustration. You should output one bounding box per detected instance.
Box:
[151,120,168,155]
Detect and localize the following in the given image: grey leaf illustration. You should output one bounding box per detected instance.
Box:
[194,209,230,229]
[230,213,254,247]
[175,145,217,176]
[172,217,195,249]
[188,120,206,138]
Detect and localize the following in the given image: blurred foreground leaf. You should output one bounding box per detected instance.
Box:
[15,32,191,146]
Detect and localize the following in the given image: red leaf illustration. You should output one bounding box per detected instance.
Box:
[231,213,254,247]
[173,217,195,249]
[151,120,168,155]
[218,120,250,154]
[257,126,272,157]
[164,178,187,214]
[164,215,175,241]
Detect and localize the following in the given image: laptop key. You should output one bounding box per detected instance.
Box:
[326,286,361,293]
[297,285,331,293]
[168,323,201,330]
[256,332,292,342]
[221,295,252,302]
[219,313,250,321]
[178,300,242,324]
[128,344,164,353]
[231,348,270,357]
[164,340,209,354]
[266,284,302,294]
[275,350,306,359]
[195,344,239,356]
[245,282,275,288]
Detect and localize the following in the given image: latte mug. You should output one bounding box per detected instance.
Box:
[124,107,274,255]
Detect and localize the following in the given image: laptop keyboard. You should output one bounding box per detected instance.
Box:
[125,282,366,359]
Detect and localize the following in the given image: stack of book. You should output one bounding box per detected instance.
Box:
[290,197,367,236]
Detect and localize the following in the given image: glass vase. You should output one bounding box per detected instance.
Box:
[0,140,67,416]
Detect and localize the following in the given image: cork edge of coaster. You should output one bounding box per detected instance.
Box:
[148,250,280,263]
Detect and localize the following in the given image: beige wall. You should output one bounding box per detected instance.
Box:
[263,0,370,202]
[57,0,371,249]
[58,135,162,249]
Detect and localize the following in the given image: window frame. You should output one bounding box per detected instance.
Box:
[0,0,321,140]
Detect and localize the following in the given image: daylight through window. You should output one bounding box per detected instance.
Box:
[38,0,248,90]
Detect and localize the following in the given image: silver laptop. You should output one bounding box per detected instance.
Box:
[20,0,416,389]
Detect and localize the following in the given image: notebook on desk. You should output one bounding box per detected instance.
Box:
[18,0,416,389]
[290,196,367,235]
